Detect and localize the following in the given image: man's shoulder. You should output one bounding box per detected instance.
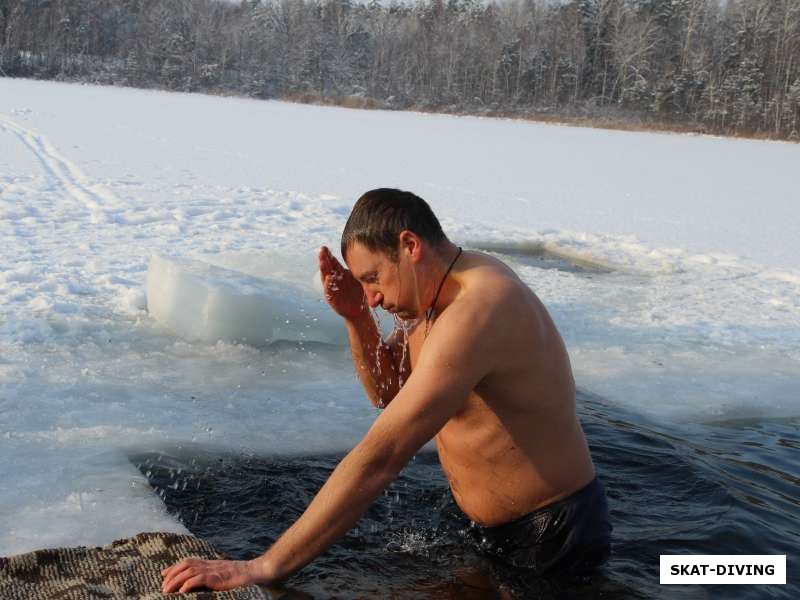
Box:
[446,271,532,338]
[456,260,549,343]
[462,261,531,310]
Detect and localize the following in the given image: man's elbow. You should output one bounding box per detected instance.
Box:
[351,437,407,488]
[374,390,397,410]
[375,377,400,408]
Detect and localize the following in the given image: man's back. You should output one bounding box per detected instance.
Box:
[404,251,596,526]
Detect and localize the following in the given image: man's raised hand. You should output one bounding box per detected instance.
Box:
[319,246,367,319]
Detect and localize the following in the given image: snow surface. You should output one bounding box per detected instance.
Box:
[1,78,799,554]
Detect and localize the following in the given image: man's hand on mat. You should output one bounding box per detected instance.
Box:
[319,246,367,319]
[161,557,267,593]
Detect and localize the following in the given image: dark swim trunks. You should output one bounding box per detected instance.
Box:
[466,477,612,575]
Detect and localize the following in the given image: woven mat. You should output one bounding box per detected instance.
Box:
[0,532,268,600]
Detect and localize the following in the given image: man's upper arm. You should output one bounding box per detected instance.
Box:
[359,299,500,468]
[385,326,411,384]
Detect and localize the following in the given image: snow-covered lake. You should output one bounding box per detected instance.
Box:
[1,78,799,568]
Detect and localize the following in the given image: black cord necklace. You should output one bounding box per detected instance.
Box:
[425,246,462,335]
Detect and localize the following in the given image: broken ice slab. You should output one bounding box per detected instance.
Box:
[145,254,344,346]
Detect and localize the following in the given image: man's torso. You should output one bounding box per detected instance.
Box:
[403,252,595,526]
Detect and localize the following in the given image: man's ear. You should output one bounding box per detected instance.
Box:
[398,230,423,263]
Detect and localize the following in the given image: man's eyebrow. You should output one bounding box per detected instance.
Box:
[356,270,378,282]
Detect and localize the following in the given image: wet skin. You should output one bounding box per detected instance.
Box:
[162,232,595,593]
[339,237,596,524]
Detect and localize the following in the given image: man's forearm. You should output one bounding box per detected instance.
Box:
[344,310,400,407]
[252,440,399,582]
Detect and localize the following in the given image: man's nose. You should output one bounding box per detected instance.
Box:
[367,291,383,309]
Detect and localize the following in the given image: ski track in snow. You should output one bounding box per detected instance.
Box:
[0,110,348,347]
[0,79,799,555]
[0,114,119,223]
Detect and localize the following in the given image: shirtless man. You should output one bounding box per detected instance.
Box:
[162,189,611,594]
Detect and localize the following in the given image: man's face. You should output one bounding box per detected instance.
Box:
[345,242,418,319]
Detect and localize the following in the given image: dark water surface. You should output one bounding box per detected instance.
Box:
[133,392,798,599]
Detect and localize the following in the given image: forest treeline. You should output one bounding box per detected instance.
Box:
[1,0,799,139]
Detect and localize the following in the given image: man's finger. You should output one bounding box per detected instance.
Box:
[163,563,198,594]
[321,247,342,270]
[161,559,192,580]
[328,252,344,271]
[161,559,186,577]
[179,573,207,594]
[320,247,341,282]
[319,247,330,276]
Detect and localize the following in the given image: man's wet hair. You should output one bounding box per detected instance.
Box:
[341,189,448,261]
